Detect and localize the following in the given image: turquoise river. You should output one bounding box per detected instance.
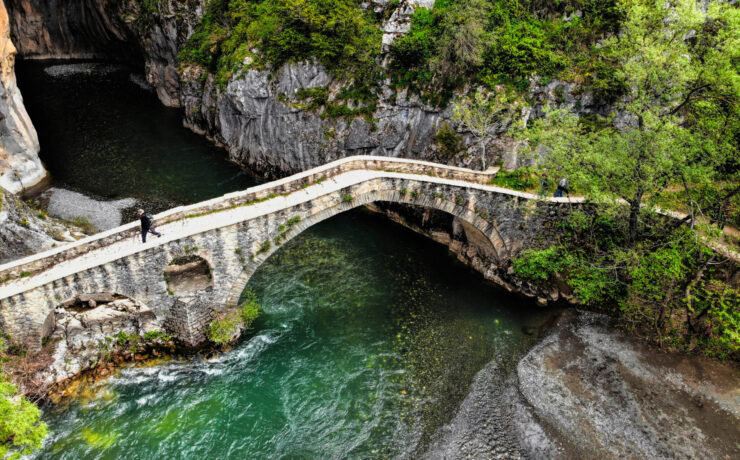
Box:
[18,61,557,459]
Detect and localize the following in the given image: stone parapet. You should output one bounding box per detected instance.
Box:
[0,156,583,351]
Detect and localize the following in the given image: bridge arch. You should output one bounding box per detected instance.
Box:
[164,255,214,296]
[3,156,570,351]
[220,182,510,310]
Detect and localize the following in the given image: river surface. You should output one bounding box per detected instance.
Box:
[37,211,554,458]
[17,61,557,458]
[16,60,260,212]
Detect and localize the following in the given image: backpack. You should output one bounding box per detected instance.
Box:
[142,213,154,227]
[558,178,569,189]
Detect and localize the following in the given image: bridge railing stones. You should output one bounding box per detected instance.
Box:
[1,156,588,350]
[0,156,502,283]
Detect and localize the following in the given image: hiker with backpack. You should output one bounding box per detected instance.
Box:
[138,209,163,242]
[554,177,570,198]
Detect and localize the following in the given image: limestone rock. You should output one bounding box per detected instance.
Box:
[44,297,166,385]
[0,0,45,194]
[516,311,740,459]
[0,187,74,263]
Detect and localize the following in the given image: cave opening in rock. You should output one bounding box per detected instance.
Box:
[5,0,145,67]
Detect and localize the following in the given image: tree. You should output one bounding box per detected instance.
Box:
[452,88,525,169]
[0,378,48,459]
[519,0,740,242]
[431,0,490,87]
[0,334,48,459]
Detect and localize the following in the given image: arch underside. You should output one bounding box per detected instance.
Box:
[4,176,520,350]
[221,182,510,309]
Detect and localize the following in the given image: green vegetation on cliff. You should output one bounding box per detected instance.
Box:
[389,0,624,103]
[179,0,626,105]
[508,0,739,359]
[179,0,382,88]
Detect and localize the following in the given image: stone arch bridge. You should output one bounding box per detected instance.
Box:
[0,156,577,350]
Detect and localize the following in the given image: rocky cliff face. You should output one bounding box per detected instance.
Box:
[0,0,45,194]
[4,0,140,60]
[0,187,79,263]
[174,1,604,177]
[5,0,606,178]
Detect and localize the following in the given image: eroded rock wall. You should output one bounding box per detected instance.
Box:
[0,0,45,194]
[5,0,607,177]
[4,0,139,60]
[45,295,162,385]
[120,0,206,107]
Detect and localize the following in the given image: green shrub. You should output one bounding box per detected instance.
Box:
[144,331,172,342]
[342,194,354,203]
[115,331,140,346]
[257,240,271,254]
[488,167,545,192]
[239,290,261,328]
[208,291,262,345]
[207,310,242,346]
[512,245,572,282]
[433,123,464,157]
[70,216,96,235]
[0,374,47,459]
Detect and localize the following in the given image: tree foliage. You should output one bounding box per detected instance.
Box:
[519,0,739,242]
[451,88,525,168]
[0,336,48,459]
[390,0,624,100]
[508,0,739,358]
[179,0,382,88]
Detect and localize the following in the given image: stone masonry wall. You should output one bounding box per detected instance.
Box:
[0,157,577,351]
[0,159,576,351]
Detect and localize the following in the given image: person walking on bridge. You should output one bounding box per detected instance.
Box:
[554,177,570,198]
[138,209,163,243]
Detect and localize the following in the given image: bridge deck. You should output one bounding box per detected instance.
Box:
[1,155,735,304]
[1,157,576,299]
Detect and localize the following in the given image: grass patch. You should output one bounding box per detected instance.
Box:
[68,216,96,235]
[207,290,261,345]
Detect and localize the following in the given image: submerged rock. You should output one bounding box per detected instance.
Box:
[426,310,739,458]
[423,361,561,459]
